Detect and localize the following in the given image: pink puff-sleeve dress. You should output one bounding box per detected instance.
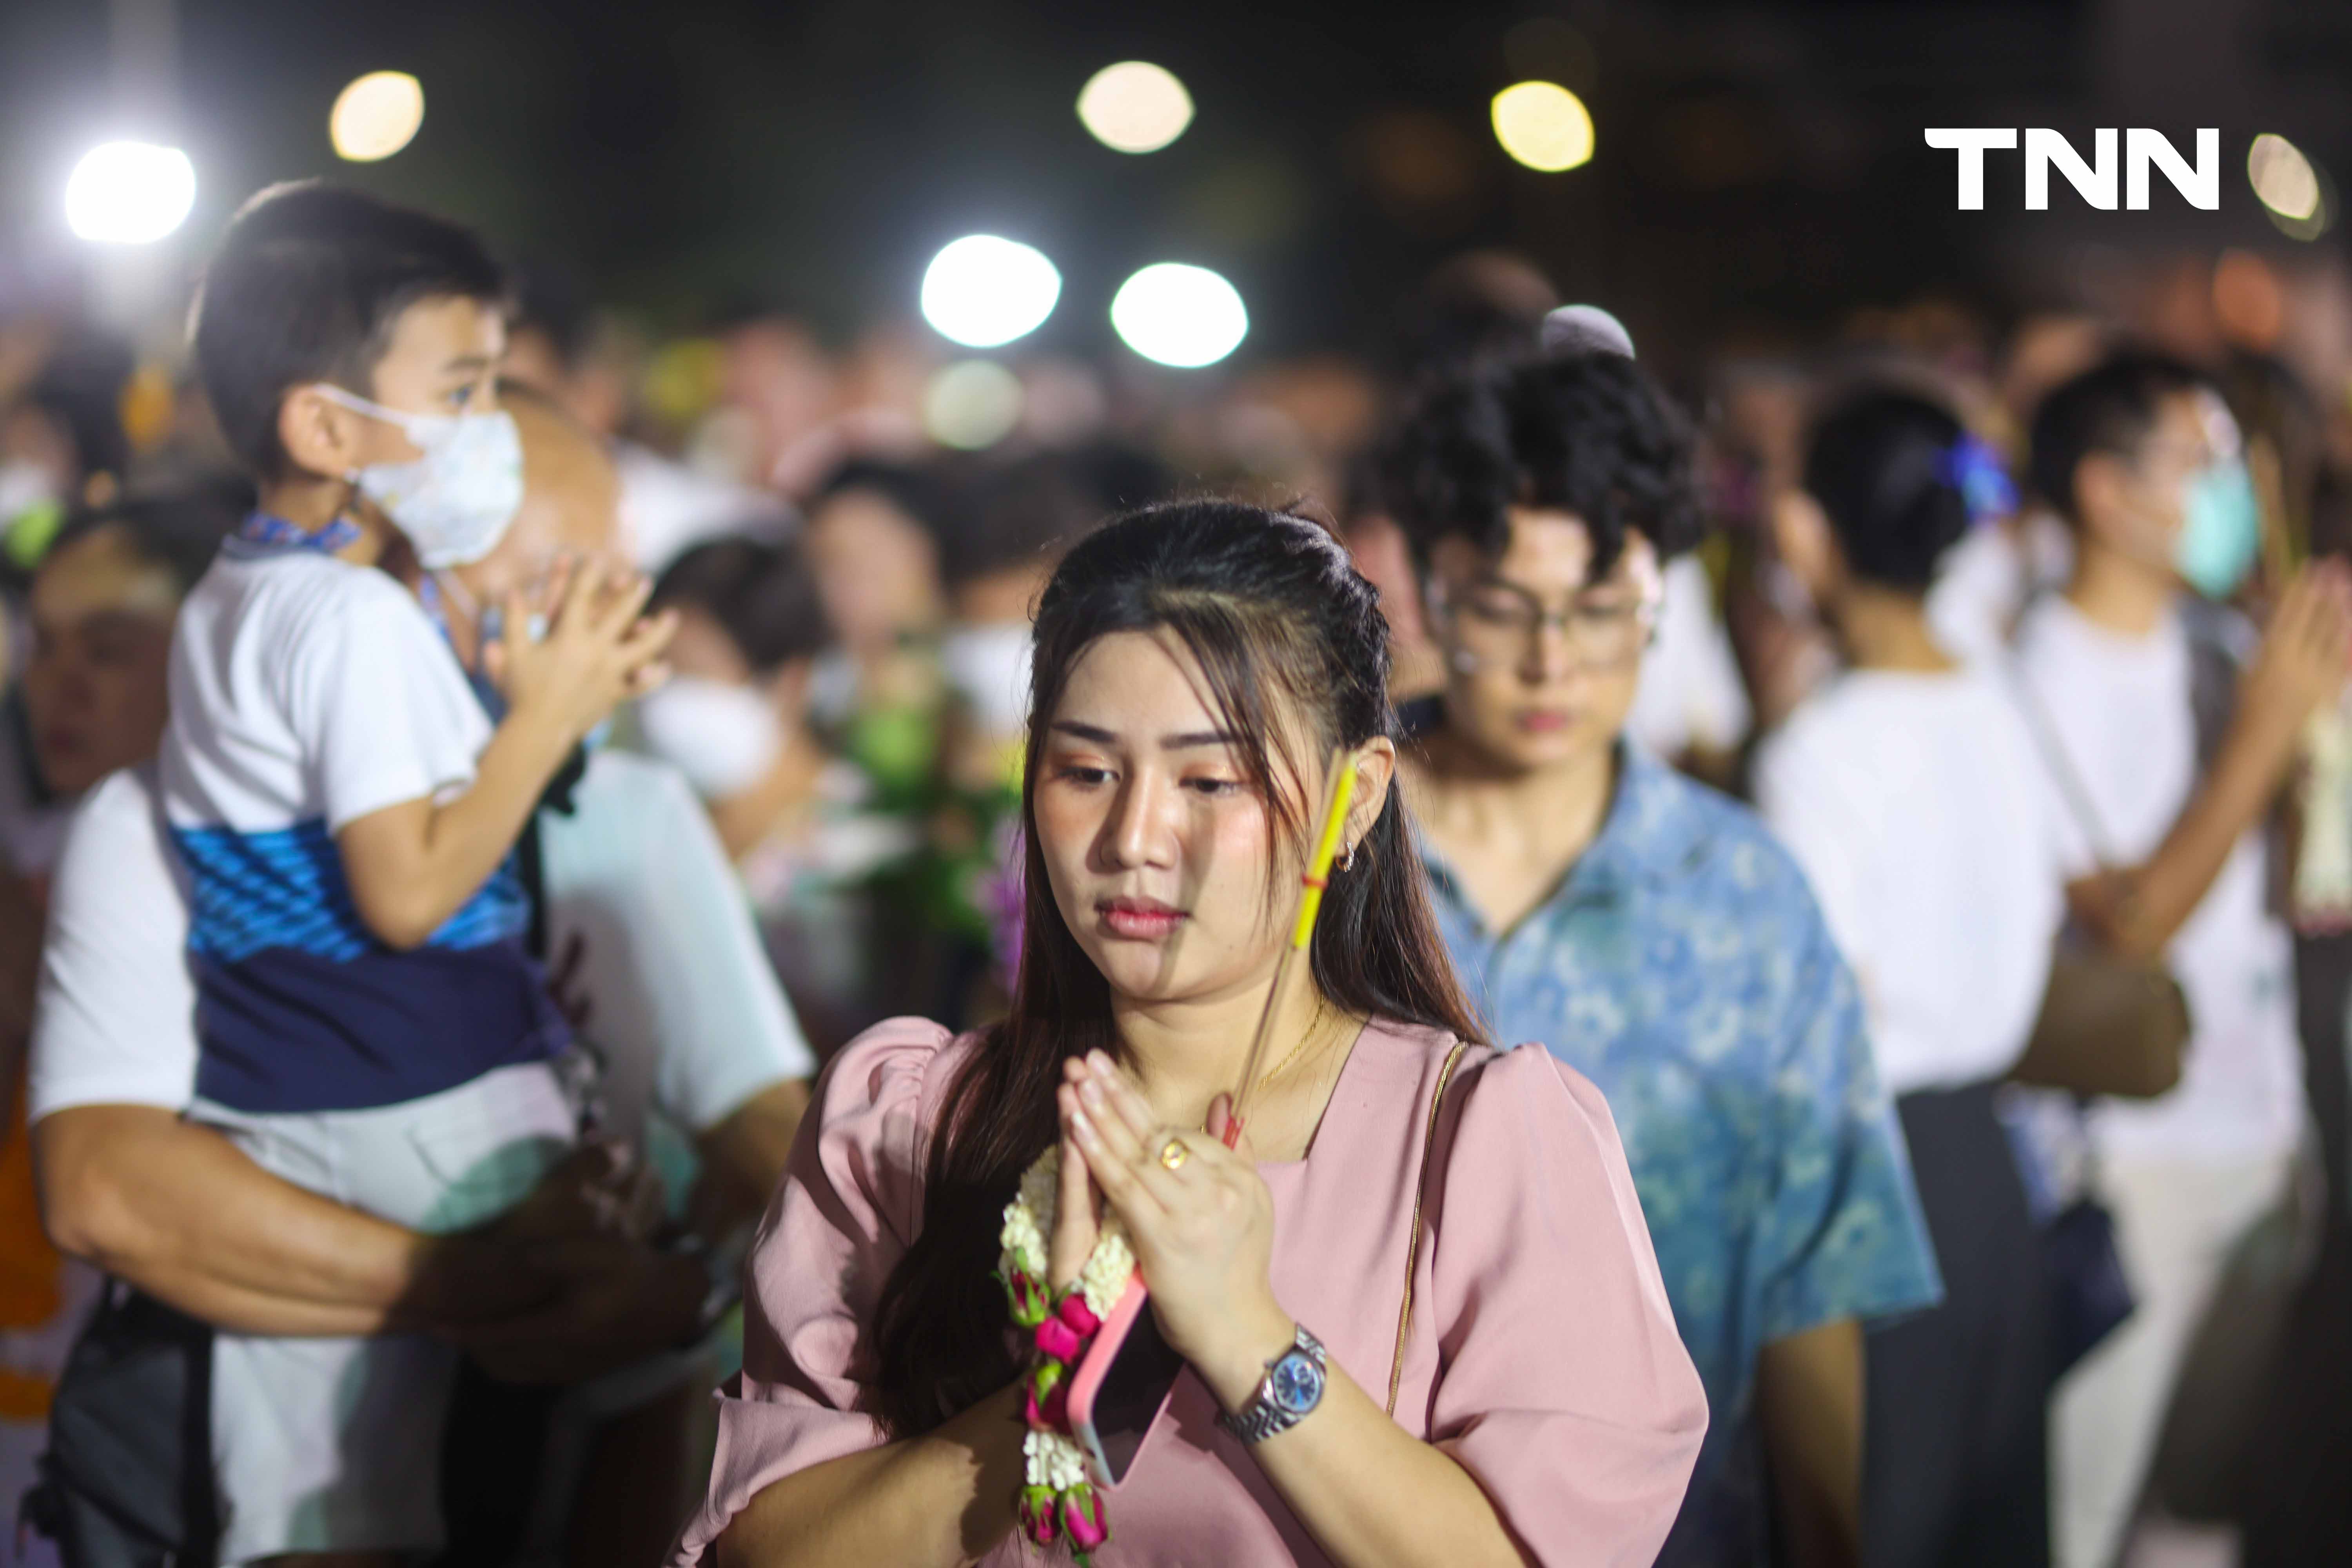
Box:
[672,1015,1706,1567]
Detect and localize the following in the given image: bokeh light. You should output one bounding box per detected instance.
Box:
[119,362,178,452]
[923,359,1025,449]
[2247,134,2332,242]
[1076,61,1194,154]
[920,236,1062,349]
[64,142,196,244]
[1110,263,1248,368]
[331,71,426,162]
[1491,81,1595,173]
[2212,250,2285,350]
[2248,134,2319,220]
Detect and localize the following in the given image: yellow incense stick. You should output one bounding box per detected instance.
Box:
[1291,760,1358,951]
[1224,750,1357,1145]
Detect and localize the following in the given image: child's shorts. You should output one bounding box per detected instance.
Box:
[191,1061,577,1565]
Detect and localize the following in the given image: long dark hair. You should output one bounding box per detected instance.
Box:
[871,499,1484,1435]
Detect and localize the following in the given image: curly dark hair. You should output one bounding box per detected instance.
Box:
[1375,350,1704,581]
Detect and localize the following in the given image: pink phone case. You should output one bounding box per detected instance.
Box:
[1064,1275,1169,1489]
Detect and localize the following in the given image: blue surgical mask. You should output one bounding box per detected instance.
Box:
[2176,458,2261,600]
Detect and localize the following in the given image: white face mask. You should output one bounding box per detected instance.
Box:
[0,462,61,568]
[0,462,57,526]
[635,676,782,800]
[940,621,1034,738]
[313,385,523,568]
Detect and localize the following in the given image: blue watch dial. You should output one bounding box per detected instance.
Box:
[1269,1350,1325,1414]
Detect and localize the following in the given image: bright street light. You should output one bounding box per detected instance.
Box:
[332,71,426,162]
[1491,81,1595,172]
[65,142,196,244]
[1110,263,1248,368]
[920,236,1062,348]
[1077,62,1194,154]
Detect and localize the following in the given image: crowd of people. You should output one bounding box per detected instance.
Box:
[0,175,2342,1568]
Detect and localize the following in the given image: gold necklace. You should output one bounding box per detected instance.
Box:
[1257,995,1334,1090]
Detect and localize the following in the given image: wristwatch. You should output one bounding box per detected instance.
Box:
[1217,1324,1328,1445]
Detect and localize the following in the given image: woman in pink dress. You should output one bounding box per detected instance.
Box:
[675,501,1705,1567]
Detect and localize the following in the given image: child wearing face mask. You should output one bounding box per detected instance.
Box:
[2013,350,2352,1568]
[152,183,674,1568]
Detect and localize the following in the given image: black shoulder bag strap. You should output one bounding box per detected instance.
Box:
[26,1281,217,1568]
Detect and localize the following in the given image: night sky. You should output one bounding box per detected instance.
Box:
[1,0,2342,372]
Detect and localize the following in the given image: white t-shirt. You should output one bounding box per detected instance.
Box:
[1755,665,2065,1096]
[165,546,489,837]
[1926,510,2075,669]
[535,750,816,1143]
[29,752,815,1142]
[160,543,554,1113]
[2012,595,2303,1163]
[1627,554,1753,759]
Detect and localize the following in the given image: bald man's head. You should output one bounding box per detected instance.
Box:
[444,381,622,613]
[508,380,621,559]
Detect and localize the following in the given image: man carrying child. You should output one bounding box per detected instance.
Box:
[162,183,674,1566]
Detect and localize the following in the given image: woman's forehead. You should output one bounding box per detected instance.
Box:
[1052,630,1223,736]
[1047,627,1325,804]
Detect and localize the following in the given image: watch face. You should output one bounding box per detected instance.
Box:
[1269,1350,1326,1414]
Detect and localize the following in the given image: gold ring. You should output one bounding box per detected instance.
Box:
[1158,1138,1190,1171]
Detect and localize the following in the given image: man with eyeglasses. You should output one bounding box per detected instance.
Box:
[1376,350,1937,1568]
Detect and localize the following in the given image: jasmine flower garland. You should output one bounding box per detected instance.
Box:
[998,1145,1134,1562]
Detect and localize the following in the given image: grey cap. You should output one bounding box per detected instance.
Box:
[1538,303,1635,360]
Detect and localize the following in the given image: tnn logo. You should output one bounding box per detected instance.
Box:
[1925,129,2220,211]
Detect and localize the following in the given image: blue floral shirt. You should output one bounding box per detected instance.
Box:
[1419,742,1939,1557]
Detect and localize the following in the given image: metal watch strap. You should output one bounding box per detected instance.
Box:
[1217,1324,1326,1445]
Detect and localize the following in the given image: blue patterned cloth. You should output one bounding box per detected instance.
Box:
[221,509,361,561]
[173,818,530,964]
[166,513,563,1115]
[1419,741,1939,1555]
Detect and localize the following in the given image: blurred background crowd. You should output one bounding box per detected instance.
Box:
[0,0,2349,1566]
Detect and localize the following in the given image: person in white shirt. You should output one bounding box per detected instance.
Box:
[1924,506,2074,668]
[1626,552,1753,767]
[34,383,817,1568]
[1757,389,2063,1566]
[161,184,686,1565]
[0,490,240,1568]
[2014,351,2352,1568]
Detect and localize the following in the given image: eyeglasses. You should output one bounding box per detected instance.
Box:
[1429,580,1661,671]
